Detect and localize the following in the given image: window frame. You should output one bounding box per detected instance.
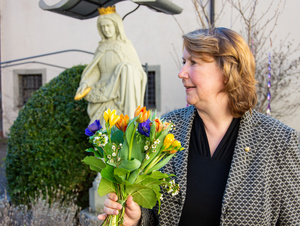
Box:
[13,69,46,108]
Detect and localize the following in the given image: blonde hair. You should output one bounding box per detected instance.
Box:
[183,27,257,117]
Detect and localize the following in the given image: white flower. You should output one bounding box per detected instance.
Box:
[144,145,149,150]
[112,145,116,150]
[146,141,150,145]
[107,155,111,159]
[146,154,150,160]
[117,157,121,162]
[112,152,116,157]
[152,149,156,153]
[119,143,122,147]
[152,144,157,149]
[160,195,163,200]
[94,148,98,151]
[172,190,179,196]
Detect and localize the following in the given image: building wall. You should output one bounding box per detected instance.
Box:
[1,0,299,136]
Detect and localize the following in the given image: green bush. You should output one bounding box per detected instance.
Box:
[5,65,96,207]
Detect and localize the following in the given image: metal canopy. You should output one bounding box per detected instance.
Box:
[39,0,182,20]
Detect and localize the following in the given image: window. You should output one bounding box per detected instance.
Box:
[13,69,46,108]
[143,65,161,111]
[18,74,42,106]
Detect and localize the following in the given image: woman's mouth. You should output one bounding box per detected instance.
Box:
[184,85,196,91]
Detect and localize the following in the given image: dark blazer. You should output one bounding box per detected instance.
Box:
[141,105,300,225]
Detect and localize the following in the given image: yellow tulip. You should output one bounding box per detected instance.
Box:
[104,109,113,123]
[109,112,120,128]
[171,140,181,148]
[104,109,119,128]
[163,134,175,148]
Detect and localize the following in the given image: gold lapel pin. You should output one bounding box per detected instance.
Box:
[244,147,250,163]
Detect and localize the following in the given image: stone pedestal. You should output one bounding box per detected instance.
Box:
[79,173,107,225]
[79,208,103,226]
[89,172,107,212]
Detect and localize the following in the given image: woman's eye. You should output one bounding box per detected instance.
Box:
[191,60,196,65]
[182,61,186,65]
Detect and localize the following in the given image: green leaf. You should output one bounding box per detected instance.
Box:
[125,119,136,144]
[140,177,161,188]
[101,165,118,183]
[119,158,141,172]
[150,170,173,179]
[111,130,124,144]
[98,177,116,196]
[149,121,156,141]
[120,139,129,160]
[131,188,157,209]
[82,156,105,172]
[130,138,144,162]
[85,147,103,158]
[104,143,113,156]
[126,183,145,196]
[114,168,130,183]
[127,169,142,184]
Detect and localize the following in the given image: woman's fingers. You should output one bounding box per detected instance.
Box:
[97,213,107,221]
[100,193,123,216]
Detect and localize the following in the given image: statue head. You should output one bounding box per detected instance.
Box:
[97,11,127,42]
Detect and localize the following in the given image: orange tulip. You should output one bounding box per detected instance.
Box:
[153,118,163,132]
[163,122,171,130]
[134,106,150,123]
[116,114,129,132]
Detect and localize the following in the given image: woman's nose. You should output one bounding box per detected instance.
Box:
[178,65,188,79]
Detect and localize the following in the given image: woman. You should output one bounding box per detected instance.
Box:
[98,27,300,225]
[75,8,147,126]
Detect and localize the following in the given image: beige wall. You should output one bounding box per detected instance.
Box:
[1,0,299,136]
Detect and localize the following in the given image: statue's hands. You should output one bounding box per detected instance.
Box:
[98,193,141,226]
[76,83,88,95]
[74,83,91,101]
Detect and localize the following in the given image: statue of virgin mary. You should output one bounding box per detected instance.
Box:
[75,6,147,126]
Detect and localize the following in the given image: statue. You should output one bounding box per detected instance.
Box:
[75,6,147,127]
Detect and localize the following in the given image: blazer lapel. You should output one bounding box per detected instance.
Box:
[172,106,196,206]
[221,110,263,214]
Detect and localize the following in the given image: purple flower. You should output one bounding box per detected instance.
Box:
[85,120,102,136]
[138,119,151,137]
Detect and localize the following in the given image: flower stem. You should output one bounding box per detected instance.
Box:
[144,153,166,174]
[128,123,138,160]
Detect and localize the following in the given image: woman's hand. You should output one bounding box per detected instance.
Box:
[98,193,142,226]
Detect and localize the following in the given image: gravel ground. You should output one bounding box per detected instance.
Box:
[0,139,8,200]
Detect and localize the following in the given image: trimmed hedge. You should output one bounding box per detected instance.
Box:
[5,65,96,207]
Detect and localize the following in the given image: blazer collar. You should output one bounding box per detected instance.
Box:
[221,109,263,213]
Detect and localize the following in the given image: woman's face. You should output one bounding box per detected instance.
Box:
[178,48,227,110]
[100,19,116,40]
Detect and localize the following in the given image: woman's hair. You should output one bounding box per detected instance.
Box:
[97,13,127,42]
[183,27,257,117]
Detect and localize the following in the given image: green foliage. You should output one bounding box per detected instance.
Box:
[5,65,96,207]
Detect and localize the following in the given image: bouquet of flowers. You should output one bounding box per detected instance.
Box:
[82,106,184,226]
